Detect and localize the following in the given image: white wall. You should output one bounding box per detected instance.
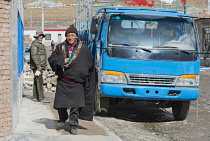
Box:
[44,31,66,44]
[24,29,36,40]
[24,29,66,46]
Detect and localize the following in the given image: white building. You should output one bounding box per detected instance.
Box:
[24,27,67,46]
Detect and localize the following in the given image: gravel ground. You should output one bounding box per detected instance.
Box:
[94,70,210,141]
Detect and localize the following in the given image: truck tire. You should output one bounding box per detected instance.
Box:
[95,90,110,115]
[172,101,190,121]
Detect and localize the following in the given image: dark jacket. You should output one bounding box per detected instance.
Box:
[48,40,96,121]
[30,39,47,70]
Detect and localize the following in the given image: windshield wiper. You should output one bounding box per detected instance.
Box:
[179,50,192,54]
[153,46,178,49]
[135,47,151,52]
[110,43,132,46]
[108,44,152,52]
[153,46,193,54]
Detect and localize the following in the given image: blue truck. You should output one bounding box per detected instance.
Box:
[76,1,200,120]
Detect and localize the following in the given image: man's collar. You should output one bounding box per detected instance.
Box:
[36,39,42,44]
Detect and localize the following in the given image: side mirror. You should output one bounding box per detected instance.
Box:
[90,16,98,35]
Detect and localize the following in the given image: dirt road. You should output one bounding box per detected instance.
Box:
[95,70,210,141]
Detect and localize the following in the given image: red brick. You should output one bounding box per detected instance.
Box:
[1,56,5,61]
[2,24,9,28]
[0,9,8,14]
[0,108,11,114]
[0,1,8,5]
[3,84,9,89]
[0,113,10,119]
[0,126,12,132]
[2,66,10,70]
[2,56,9,61]
[0,28,9,32]
[2,75,6,79]
[3,19,9,23]
[3,32,9,37]
[3,61,10,65]
[3,5,10,10]
[4,89,10,94]
[0,98,10,103]
[3,52,9,56]
[3,42,10,47]
[2,47,9,51]
[0,117,11,123]
[2,38,9,42]
[2,14,9,19]
[0,103,10,109]
[0,89,3,93]
[0,118,6,123]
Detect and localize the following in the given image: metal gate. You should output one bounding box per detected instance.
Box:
[76,0,186,32]
[201,27,210,67]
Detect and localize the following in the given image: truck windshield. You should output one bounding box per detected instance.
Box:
[107,14,197,51]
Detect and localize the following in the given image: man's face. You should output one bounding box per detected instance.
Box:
[66,33,77,45]
[37,35,44,41]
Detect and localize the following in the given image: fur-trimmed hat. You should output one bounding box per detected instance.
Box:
[33,30,46,38]
[65,25,78,36]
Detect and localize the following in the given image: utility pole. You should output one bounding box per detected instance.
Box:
[41,0,44,31]
[208,0,210,14]
[30,9,32,27]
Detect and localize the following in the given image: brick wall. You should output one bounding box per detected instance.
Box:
[0,0,12,140]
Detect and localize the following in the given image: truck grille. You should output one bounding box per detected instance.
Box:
[127,74,177,86]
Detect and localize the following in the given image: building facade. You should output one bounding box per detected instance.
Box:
[24,27,66,47]
[0,0,24,140]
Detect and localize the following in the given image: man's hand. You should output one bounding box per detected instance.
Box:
[65,58,69,64]
[37,67,42,71]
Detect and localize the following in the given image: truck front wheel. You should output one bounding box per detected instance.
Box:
[172,101,190,121]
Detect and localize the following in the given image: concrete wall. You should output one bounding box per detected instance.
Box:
[0,0,24,140]
[10,0,24,130]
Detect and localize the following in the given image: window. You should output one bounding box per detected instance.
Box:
[45,34,51,40]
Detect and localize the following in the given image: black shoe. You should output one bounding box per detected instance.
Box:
[70,126,77,135]
[56,121,65,130]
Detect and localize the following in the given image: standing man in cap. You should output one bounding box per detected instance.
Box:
[48,25,96,135]
[30,30,49,103]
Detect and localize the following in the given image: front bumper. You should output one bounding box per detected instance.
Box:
[100,84,199,100]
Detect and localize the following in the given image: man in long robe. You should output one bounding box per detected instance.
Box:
[48,25,96,135]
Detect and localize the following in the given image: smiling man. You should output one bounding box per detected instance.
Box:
[48,25,96,135]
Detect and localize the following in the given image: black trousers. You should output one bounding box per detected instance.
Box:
[57,108,80,126]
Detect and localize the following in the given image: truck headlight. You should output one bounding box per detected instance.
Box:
[101,70,127,84]
[176,75,199,87]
